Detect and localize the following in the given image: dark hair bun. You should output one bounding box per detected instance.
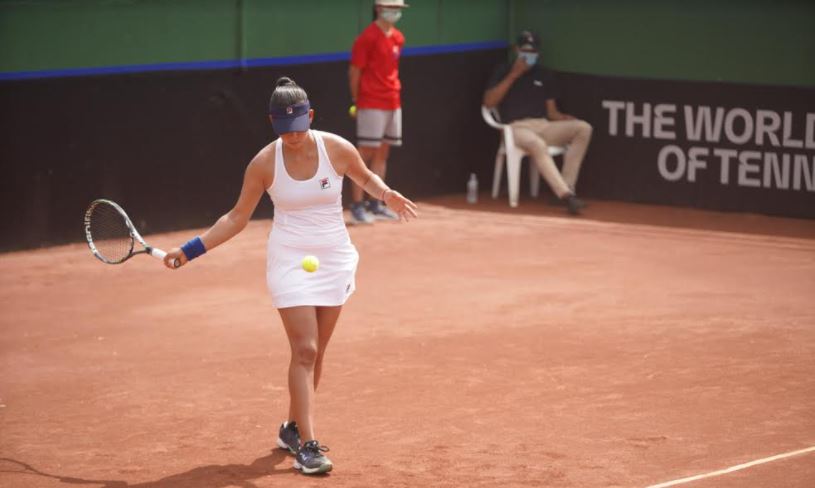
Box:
[269,76,308,112]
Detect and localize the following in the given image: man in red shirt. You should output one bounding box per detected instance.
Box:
[348,0,408,224]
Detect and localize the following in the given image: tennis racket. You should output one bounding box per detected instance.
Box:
[84,199,179,267]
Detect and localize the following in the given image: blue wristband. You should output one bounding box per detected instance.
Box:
[181,236,207,261]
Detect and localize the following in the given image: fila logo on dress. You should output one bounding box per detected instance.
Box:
[320,177,331,190]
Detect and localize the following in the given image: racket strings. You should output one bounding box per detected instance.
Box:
[87,203,134,263]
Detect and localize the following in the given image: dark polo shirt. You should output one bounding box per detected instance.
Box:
[486,62,559,123]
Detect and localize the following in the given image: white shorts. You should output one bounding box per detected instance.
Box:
[357,108,402,147]
[266,238,359,309]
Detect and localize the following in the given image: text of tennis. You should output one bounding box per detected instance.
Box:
[602,101,815,192]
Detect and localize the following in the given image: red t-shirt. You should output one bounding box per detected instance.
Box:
[351,22,404,110]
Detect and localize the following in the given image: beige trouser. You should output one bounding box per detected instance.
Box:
[510,118,593,198]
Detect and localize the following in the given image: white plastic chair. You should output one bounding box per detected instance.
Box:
[481,106,565,207]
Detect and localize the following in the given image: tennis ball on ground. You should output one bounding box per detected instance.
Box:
[302,255,319,273]
[348,104,357,118]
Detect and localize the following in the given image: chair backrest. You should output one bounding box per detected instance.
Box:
[480,105,504,130]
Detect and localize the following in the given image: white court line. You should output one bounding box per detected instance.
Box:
[645,446,815,488]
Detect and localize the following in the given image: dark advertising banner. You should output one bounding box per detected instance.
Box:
[0,48,505,251]
[556,72,815,219]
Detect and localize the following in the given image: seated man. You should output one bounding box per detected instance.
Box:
[484,31,592,215]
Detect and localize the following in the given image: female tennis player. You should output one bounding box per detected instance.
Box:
[163,76,418,475]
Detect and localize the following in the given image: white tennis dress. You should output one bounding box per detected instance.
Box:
[266,130,359,308]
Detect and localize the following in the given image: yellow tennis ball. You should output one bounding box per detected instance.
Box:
[348,105,357,118]
[302,255,319,273]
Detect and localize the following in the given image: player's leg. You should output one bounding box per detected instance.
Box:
[278,305,333,474]
[314,305,342,390]
[539,119,593,191]
[279,306,319,443]
[367,108,401,219]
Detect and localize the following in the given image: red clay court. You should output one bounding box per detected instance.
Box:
[1,196,814,487]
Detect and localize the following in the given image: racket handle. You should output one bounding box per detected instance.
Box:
[149,247,181,268]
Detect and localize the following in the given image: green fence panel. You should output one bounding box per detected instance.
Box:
[439,0,508,45]
[242,0,360,59]
[0,0,510,75]
[511,0,815,87]
[0,0,239,72]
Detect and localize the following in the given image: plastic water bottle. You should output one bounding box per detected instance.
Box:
[466,173,478,204]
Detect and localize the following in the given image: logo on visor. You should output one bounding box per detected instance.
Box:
[286,106,294,115]
[320,177,331,190]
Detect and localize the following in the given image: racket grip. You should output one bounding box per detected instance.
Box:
[149,247,181,268]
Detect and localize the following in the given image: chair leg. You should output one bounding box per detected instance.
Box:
[506,149,522,208]
[492,145,505,199]
[529,159,541,198]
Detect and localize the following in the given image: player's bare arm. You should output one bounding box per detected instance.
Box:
[324,134,418,221]
[162,148,271,268]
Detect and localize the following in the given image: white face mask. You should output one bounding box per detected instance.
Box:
[380,8,402,24]
[518,52,539,66]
